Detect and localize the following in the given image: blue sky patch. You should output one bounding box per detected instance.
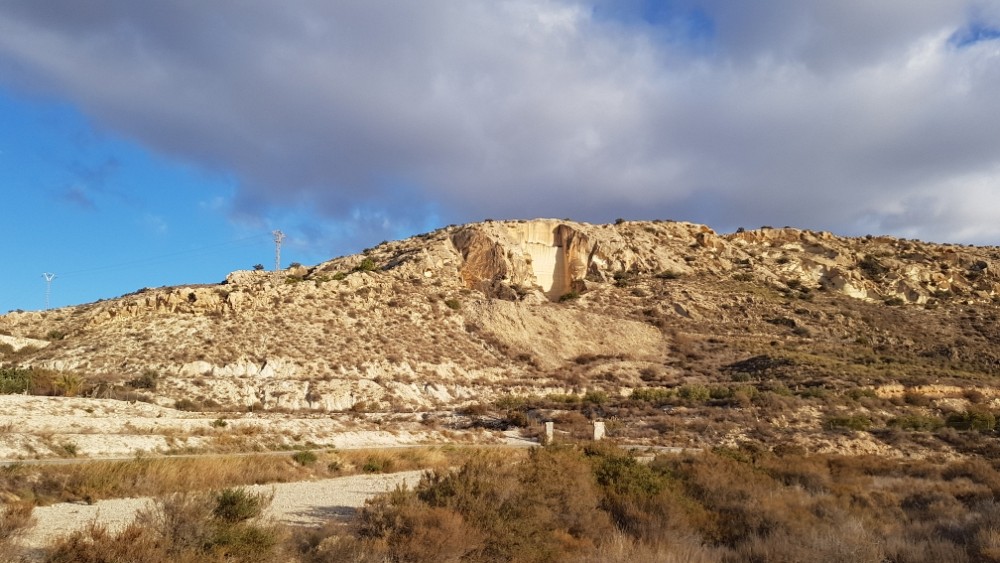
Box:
[949,21,1000,48]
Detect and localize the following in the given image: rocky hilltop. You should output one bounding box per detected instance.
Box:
[2,218,999,417]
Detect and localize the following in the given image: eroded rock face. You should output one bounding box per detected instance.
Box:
[452,220,601,300]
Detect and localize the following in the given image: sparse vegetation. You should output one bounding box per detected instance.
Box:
[4,219,1000,557]
[291,450,318,466]
[44,487,282,563]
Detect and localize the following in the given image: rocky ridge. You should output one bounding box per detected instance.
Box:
[2,218,999,414]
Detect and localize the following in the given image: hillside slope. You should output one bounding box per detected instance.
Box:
[2,218,999,420]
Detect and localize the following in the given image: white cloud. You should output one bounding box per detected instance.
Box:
[0,1,998,243]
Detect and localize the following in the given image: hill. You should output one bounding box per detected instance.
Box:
[3,218,1000,457]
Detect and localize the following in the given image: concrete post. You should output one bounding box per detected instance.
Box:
[593,420,606,441]
[544,421,554,445]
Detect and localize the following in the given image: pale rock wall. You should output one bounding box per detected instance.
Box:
[452,219,594,300]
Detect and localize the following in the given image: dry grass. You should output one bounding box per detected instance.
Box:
[0,499,35,549]
[0,446,512,506]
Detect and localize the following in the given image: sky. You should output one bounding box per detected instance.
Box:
[2,1,1000,312]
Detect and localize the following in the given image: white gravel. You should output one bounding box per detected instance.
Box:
[11,470,425,554]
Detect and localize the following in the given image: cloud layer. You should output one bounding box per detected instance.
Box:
[1,1,999,243]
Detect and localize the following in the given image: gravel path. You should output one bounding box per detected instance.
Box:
[12,470,425,553]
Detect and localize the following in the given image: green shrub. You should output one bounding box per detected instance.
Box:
[631,387,673,405]
[353,258,377,272]
[0,368,32,394]
[889,414,944,431]
[213,488,270,523]
[558,291,580,302]
[678,384,711,404]
[362,456,394,473]
[54,374,85,397]
[292,450,317,466]
[444,298,461,310]
[946,407,996,432]
[824,414,872,431]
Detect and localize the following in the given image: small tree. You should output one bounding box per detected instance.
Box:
[253,264,265,271]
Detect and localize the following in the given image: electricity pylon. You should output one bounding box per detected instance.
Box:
[42,273,56,310]
[272,230,285,272]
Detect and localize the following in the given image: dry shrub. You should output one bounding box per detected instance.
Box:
[0,499,35,547]
[44,487,283,563]
[319,447,615,562]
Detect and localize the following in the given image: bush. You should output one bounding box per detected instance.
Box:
[946,407,996,432]
[54,374,85,397]
[353,258,378,272]
[213,488,271,523]
[292,450,318,466]
[174,398,201,412]
[444,299,461,310]
[824,414,873,431]
[127,370,159,391]
[583,390,609,405]
[678,384,711,404]
[45,488,283,562]
[889,414,944,431]
[0,367,32,394]
[859,255,889,280]
[631,387,673,405]
[362,456,394,473]
[0,500,34,548]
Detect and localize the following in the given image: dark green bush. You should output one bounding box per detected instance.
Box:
[946,407,996,432]
[889,414,944,431]
[824,414,873,431]
[213,488,270,523]
[292,450,318,466]
[0,367,32,394]
[353,258,377,272]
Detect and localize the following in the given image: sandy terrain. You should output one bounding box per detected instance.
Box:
[0,395,494,462]
[10,470,425,557]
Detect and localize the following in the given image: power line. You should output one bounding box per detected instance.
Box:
[57,232,272,278]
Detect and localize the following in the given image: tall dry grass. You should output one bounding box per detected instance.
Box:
[2,446,498,505]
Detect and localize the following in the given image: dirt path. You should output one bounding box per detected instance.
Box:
[11,470,425,555]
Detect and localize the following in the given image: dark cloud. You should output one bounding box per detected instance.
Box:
[1,1,999,245]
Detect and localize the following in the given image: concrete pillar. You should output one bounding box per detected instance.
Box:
[544,421,554,445]
[593,420,606,441]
